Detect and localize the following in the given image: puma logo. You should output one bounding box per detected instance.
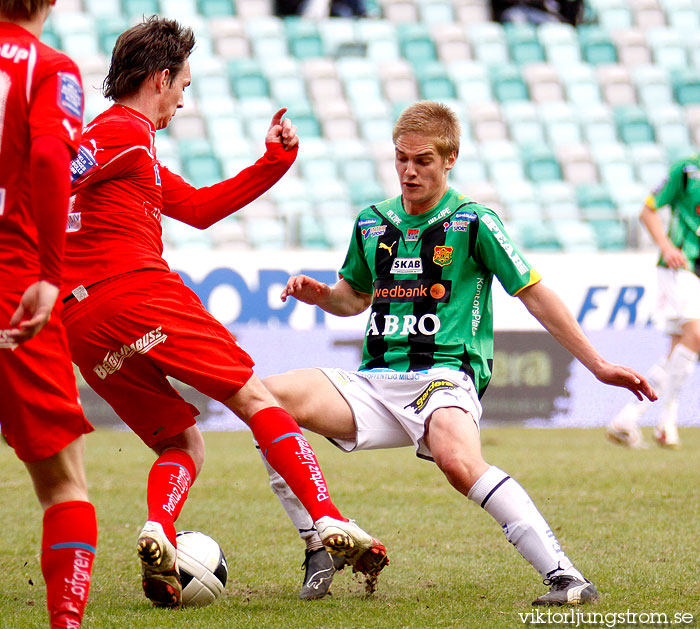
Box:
[379,241,397,256]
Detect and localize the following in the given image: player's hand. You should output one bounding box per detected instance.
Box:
[280,274,331,305]
[660,244,688,270]
[266,107,299,151]
[593,361,658,402]
[6,280,59,344]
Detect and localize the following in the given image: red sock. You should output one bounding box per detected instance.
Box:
[146,449,196,544]
[41,501,97,629]
[249,407,344,523]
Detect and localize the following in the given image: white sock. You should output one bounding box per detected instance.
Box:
[254,442,322,551]
[611,359,667,430]
[468,466,584,581]
[660,343,697,430]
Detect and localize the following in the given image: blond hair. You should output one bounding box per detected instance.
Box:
[392,101,461,159]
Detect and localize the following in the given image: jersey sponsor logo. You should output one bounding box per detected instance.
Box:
[93,326,167,379]
[433,245,453,267]
[471,277,484,337]
[66,212,82,232]
[362,225,386,239]
[358,218,377,227]
[57,72,83,119]
[391,258,423,274]
[427,207,452,225]
[373,279,450,303]
[378,240,397,256]
[0,328,18,350]
[406,228,420,241]
[404,379,456,413]
[0,43,29,64]
[143,201,162,222]
[481,215,529,275]
[387,209,402,225]
[70,145,97,182]
[455,211,477,221]
[154,163,161,186]
[443,219,470,232]
[367,312,441,337]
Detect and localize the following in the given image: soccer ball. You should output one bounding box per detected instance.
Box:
[176,531,228,607]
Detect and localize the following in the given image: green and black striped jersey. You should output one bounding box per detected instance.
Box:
[339,187,541,398]
[648,154,700,277]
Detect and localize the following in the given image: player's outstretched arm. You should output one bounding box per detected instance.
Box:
[6,280,60,344]
[281,275,371,316]
[518,281,657,402]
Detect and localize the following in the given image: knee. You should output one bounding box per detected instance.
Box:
[433,451,488,494]
[153,427,205,476]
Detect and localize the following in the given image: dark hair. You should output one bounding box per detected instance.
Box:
[0,0,52,21]
[103,15,195,101]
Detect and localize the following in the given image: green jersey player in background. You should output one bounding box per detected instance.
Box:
[261,101,655,604]
[607,153,700,450]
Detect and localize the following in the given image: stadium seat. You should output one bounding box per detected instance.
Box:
[521,144,562,183]
[576,184,619,221]
[504,23,545,65]
[450,140,488,187]
[197,0,234,16]
[597,64,637,107]
[578,102,617,144]
[552,219,598,251]
[397,23,438,65]
[447,60,492,104]
[522,63,564,103]
[631,0,667,29]
[181,151,223,188]
[596,0,633,29]
[578,25,618,66]
[537,22,581,66]
[378,60,419,103]
[431,23,471,63]
[284,17,324,59]
[482,140,525,183]
[467,21,508,67]
[647,27,688,68]
[556,143,598,185]
[590,142,636,185]
[671,69,700,106]
[498,180,541,220]
[355,19,400,60]
[629,142,668,184]
[417,0,455,24]
[381,0,419,22]
[537,181,580,220]
[615,106,655,144]
[228,59,270,99]
[454,0,490,24]
[121,0,160,17]
[588,219,630,250]
[502,101,545,146]
[612,28,652,66]
[246,216,288,249]
[632,65,672,106]
[415,63,457,101]
[163,218,213,249]
[663,0,700,31]
[469,102,508,143]
[647,102,691,147]
[490,64,529,103]
[210,18,250,60]
[298,213,332,249]
[560,63,602,107]
[510,220,563,251]
[540,102,581,147]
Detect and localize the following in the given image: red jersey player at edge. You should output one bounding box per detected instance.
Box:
[0,1,98,627]
[59,16,388,609]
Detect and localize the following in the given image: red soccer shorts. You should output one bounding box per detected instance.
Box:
[61,270,255,447]
[0,291,94,463]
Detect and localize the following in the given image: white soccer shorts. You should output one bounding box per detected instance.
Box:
[318,367,482,461]
[655,266,700,335]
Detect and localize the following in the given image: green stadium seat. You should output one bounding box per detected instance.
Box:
[396,24,438,65]
[182,153,223,188]
[284,17,324,59]
[521,145,562,183]
[552,219,598,251]
[588,219,629,250]
[96,16,129,56]
[511,220,563,251]
[576,184,618,221]
[121,0,159,17]
[415,63,457,101]
[578,26,618,65]
[349,179,387,209]
[197,0,234,17]
[298,214,331,249]
[227,59,269,99]
[538,22,580,65]
[467,21,508,67]
[504,23,545,65]
[671,69,700,105]
[490,64,529,103]
[615,106,655,144]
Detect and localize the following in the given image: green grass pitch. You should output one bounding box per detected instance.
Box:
[0,427,697,628]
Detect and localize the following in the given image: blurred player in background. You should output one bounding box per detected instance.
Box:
[59,16,387,609]
[0,0,98,626]
[260,101,656,605]
[607,154,700,450]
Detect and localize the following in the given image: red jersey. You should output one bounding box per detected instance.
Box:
[63,104,298,300]
[0,22,83,291]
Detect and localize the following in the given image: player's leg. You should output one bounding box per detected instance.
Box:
[425,408,598,606]
[25,437,97,629]
[136,426,203,607]
[606,354,668,448]
[654,320,700,448]
[227,371,387,577]
[257,369,357,598]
